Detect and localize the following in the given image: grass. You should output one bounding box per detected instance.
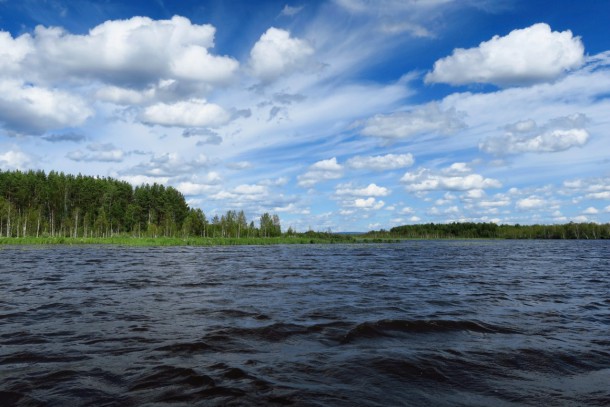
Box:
[0,235,399,246]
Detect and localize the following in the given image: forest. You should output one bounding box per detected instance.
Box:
[2,170,609,241]
[0,170,281,239]
[367,222,610,239]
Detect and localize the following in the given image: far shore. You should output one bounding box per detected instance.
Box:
[0,235,400,246]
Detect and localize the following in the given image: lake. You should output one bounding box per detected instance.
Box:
[1,240,609,406]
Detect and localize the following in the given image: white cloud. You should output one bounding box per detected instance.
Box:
[464,189,485,199]
[297,157,343,187]
[273,203,310,215]
[346,153,414,170]
[0,149,33,170]
[95,85,155,105]
[175,182,215,196]
[140,99,230,128]
[208,184,300,213]
[31,16,238,87]
[234,184,268,195]
[123,153,210,178]
[477,198,511,208]
[0,80,92,135]
[352,197,385,210]
[443,162,471,174]
[604,205,610,213]
[119,174,170,186]
[401,166,501,192]
[0,16,241,134]
[582,207,599,214]
[66,143,125,162]
[482,129,588,155]
[336,183,390,197]
[444,205,460,214]
[516,196,546,210]
[226,161,252,170]
[480,114,589,155]
[280,5,304,17]
[587,192,610,200]
[426,23,584,86]
[311,157,342,171]
[260,177,289,187]
[399,206,414,214]
[380,22,433,38]
[249,27,314,81]
[360,103,465,140]
[170,44,239,83]
[0,31,33,75]
[562,177,610,201]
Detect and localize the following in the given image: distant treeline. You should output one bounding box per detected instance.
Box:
[366,222,610,239]
[0,170,282,238]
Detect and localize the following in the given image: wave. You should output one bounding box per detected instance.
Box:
[340,319,519,344]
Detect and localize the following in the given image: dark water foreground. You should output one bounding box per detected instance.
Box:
[0,241,608,406]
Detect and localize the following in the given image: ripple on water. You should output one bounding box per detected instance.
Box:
[0,241,609,406]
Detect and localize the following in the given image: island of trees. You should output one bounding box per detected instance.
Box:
[0,169,608,244]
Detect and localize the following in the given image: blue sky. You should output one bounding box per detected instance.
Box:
[1,0,609,231]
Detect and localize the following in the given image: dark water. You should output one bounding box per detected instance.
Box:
[0,241,609,406]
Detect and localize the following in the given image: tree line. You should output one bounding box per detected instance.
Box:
[366,222,610,239]
[0,170,281,238]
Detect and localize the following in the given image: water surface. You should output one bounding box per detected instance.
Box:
[1,240,609,406]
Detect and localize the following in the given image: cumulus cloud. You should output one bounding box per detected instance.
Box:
[30,16,238,88]
[351,197,385,210]
[176,180,219,196]
[562,177,610,202]
[346,153,414,170]
[66,143,125,162]
[0,16,242,135]
[140,99,230,128]
[297,157,343,187]
[588,192,610,200]
[273,203,310,215]
[210,184,277,205]
[0,149,33,170]
[360,103,465,140]
[401,164,501,192]
[0,80,92,135]
[123,153,210,178]
[582,207,599,214]
[480,114,590,155]
[249,27,314,81]
[0,31,33,76]
[311,157,342,171]
[183,128,223,145]
[95,85,156,105]
[426,23,584,86]
[335,183,390,197]
[443,162,471,174]
[516,196,546,210]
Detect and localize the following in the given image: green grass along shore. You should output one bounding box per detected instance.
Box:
[0,235,396,246]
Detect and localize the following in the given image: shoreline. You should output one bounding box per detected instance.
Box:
[0,235,605,247]
[0,236,399,246]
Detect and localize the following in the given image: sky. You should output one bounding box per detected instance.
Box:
[1,0,610,232]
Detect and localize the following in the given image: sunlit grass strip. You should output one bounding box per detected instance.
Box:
[0,235,396,246]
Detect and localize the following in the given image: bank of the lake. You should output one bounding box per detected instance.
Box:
[0,235,397,246]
